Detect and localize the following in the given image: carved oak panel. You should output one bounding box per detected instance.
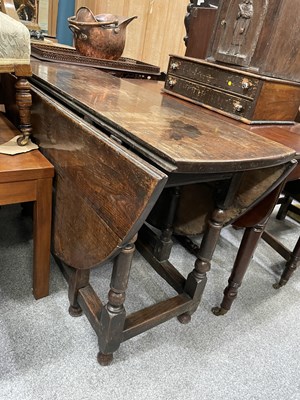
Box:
[213,0,268,67]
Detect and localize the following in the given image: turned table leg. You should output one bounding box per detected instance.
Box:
[97,235,137,366]
[276,193,293,221]
[274,236,300,288]
[154,186,180,262]
[68,269,90,317]
[178,208,226,323]
[212,172,296,316]
[212,223,265,316]
[178,173,244,322]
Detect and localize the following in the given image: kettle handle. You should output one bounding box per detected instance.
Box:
[68,24,88,41]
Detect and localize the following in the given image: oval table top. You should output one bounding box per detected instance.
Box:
[30,61,296,174]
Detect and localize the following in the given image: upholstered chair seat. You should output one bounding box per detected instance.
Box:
[0,11,32,145]
[0,11,30,66]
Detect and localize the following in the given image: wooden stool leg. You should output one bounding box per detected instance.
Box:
[32,178,52,299]
[97,235,137,366]
[274,236,300,288]
[212,224,264,316]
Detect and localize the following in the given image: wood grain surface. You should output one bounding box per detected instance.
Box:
[0,117,53,182]
[31,61,295,174]
[29,86,166,269]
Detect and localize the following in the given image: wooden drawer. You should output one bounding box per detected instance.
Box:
[207,0,300,83]
[164,56,300,124]
[165,74,254,120]
[168,55,261,100]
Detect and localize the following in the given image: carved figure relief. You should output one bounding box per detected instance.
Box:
[214,0,269,67]
[230,0,253,54]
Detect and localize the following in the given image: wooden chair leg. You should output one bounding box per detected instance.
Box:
[15,77,32,146]
[212,223,265,316]
[274,236,300,288]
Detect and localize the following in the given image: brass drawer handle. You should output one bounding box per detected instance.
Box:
[241,78,253,90]
[170,62,179,71]
[167,77,177,87]
[233,101,243,113]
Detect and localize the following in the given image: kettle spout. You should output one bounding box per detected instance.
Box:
[118,15,138,29]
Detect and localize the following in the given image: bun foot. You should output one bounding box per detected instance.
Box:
[273,280,286,289]
[97,352,113,366]
[68,305,83,317]
[211,306,228,316]
[177,312,191,324]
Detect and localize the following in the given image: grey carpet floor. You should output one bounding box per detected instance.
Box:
[0,204,299,400]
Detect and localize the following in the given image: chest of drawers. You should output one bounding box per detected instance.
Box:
[164,55,300,124]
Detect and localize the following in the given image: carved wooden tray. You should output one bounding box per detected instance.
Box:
[31,43,161,79]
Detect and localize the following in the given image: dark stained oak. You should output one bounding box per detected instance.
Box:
[248,125,300,185]
[29,84,167,270]
[26,63,297,271]
[184,3,218,59]
[0,60,33,145]
[164,55,300,124]
[207,0,300,83]
[212,124,300,315]
[4,62,297,365]
[30,61,295,173]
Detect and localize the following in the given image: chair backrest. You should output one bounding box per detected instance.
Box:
[0,0,19,20]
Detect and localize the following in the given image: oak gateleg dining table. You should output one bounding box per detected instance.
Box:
[2,60,296,365]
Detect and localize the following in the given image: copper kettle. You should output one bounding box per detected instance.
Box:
[68,7,137,60]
